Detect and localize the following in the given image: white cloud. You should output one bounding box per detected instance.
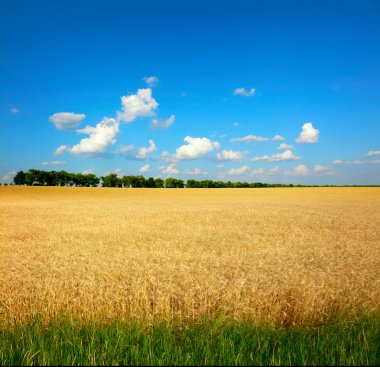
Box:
[2,171,16,183]
[278,143,293,150]
[295,122,319,143]
[151,114,175,129]
[251,167,265,175]
[364,150,380,157]
[294,164,309,175]
[230,135,269,143]
[272,135,285,141]
[115,169,124,178]
[270,166,280,174]
[137,139,157,159]
[174,136,220,160]
[143,76,159,87]
[117,144,135,153]
[285,165,309,176]
[233,87,256,97]
[54,145,68,156]
[250,149,300,162]
[217,163,224,168]
[160,163,178,175]
[10,107,19,113]
[332,159,370,165]
[313,165,336,175]
[68,117,120,156]
[185,168,208,175]
[49,112,86,130]
[250,166,280,177]
[160,150,171,162]
[117,88,158,123]
[83,168,94,174]
[103,168,124,178]
[313,164,328,172]
[139,164,151,173]
[41,161,67,166]
[216,149,244,161]
[285,164,336,176]
[372,160,380,164]
[227,165,249,175]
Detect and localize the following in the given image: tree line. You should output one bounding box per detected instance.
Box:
[7,169,312,188]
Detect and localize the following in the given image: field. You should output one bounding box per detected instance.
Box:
[1,186,379,365]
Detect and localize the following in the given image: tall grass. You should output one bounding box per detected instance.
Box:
[1,314,379,366]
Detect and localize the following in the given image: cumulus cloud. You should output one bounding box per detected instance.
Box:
[63,117,120,156]
[270,166,280,174]
[250,149,300,162]
[331,159,370,165]
[313,165,337,175]
[251,167,265,175]
[364,150,380,157]
[41,161,67,166]
[117,88,158,123]
[139,164,151,173]
[272,135,285,141]
[372,160,380,164]
[250,166,280,177]
[103,168,124,178]
[117,144,135,154]
[216,149,244,161]
[49,112,86,130]
[174,136,220,160]
[284,165,309,176]
[294,164,309,175]
[137,139,157,159]
[2,171,16,183]
[10,107,19,113]
[185,168,208,175]
[233,87,256,97]
[160,163,178,175]
[83,168,94,174]
[230,135,269,143]
[295,122,319,143]
[313,165,328,172]
[227,165,249,175]
[151,114,175,129]
[143,76,159,87]
[160,150,171,162]
[54,145,68,156]
[278,143,293,150]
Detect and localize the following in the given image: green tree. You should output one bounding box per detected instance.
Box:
[165,177,184,188]
[101,174,120,187]
[13,171,26,185]
[154,178,164,188]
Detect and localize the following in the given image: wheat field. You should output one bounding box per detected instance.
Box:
[0,186,379,326]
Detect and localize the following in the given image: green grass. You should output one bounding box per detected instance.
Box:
[0,314,379,366]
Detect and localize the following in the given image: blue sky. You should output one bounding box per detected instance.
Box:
[1,0,379,184]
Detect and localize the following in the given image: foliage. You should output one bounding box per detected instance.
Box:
[10,169,379,188]
[1,315,379,366]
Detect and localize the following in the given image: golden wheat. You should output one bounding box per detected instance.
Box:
[0,186,379,326]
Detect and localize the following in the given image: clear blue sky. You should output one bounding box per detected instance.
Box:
[1,0,379,184]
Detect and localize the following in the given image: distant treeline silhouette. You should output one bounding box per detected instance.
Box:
[5,169,378,188]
